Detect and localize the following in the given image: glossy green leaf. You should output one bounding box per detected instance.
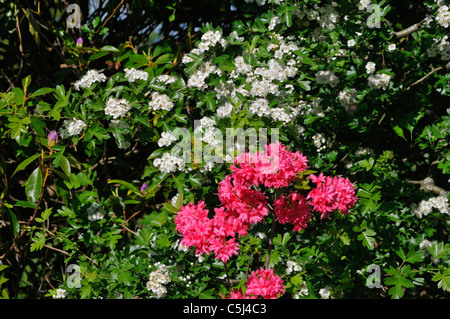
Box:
[25,167,43,203]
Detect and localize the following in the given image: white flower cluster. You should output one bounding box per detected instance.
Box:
[315,70,340,87]
[293,283,309,299]
[312,133,327,153]
[419,239,432,254]
[268,16,280,31]
[149,92,174,111]
[339,88,357,110]
[187,61,222,90]
[427,35,450,61]
[158,131,177,147]
[153,152,185,173]
[411,193,450,218]
[358,0,371,11]
[436,5,450,28]
[216,101,234,118]
[59,118,86,138]
[267,36,299,61]
[365,62,376,74]
[319,286,333,299]
[172,239,189,252]
[270,107,292,124]
[296,99,328,118]
[157,74,177,84]
[234,56,252,75]
[146,262,171,299]
[308,4,340,30]
[74,69,107,90]
[368,73,391,90]
[196,116,221,146]
[104,97,131,119]
[87,202,105,222]
[249,98,271,117]
[286,260,303,275]
[124,68,149,82]
[183,31,227,60]
[249,98,305,125]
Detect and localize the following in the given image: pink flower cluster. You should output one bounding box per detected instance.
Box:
[174,142,358,263]
[229,267,285,299]
[307,173,358,219]
[174,202,240,263]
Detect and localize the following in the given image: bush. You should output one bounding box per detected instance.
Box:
[0,0,449,299]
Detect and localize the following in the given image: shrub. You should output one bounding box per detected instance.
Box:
[0,0,449,299]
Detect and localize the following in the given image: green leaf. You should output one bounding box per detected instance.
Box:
[108,179,138,193]
[25,167,43,203]
[428,242,450,259]
[5,207,19,236]
[60,155,71,176]
[101,45,120,52]
[432,268,450,292]
[358,228,376,250]
[12,153,41,176]
[22,75,31,94]
[198,288,215,299]
[393,125,406,141]
[30,87,53,98]
[30,232,46,251]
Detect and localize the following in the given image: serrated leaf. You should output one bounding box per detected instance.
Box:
[432,269,450,292]
[358,228,376,250]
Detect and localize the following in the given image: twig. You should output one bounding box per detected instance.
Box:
[406,66,443,90]
[44,244,70,256]
[97,0,125,33]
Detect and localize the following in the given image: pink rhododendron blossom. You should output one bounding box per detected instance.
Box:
[231,142,308,189]
[218,175,269,233]
[229,268,285,299]
[175,143,357,266]
[174,202,212,255]
[307,173,358,218]
[274,192,311,231]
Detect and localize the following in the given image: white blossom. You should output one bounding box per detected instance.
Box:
[365,62,376,74]
[59,118,86,138]
[104,97,131,119]
[124,68,149,82]
[158,131,177,147]
[52,288,67,299]
[368,73,391,90]
[436,5,450,28]
[149,92,174,111]
[74,69,106,90]
[315,70,340,87]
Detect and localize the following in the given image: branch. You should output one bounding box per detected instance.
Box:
[406,66,443,90]
[409,178,448,195]
[392,18,428,38]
